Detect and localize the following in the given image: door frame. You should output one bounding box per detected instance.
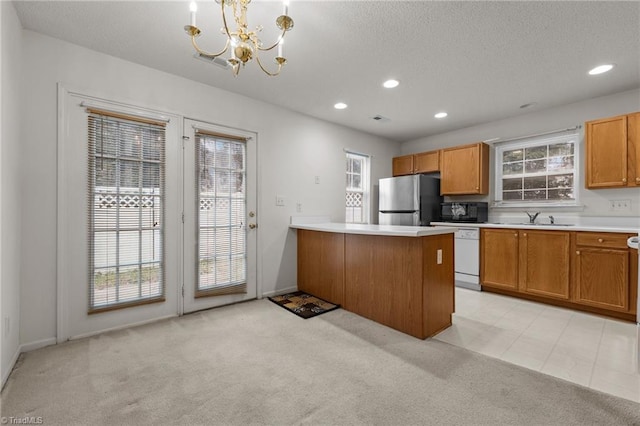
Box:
[181,118,261,315]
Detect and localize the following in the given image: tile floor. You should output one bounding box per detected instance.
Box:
[434,287,640,403]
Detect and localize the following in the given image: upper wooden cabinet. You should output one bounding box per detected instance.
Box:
[414,151,440,174]
[585,112,640,188]
[440,142,490,195]
[392,155,415,176]
[392,151,439,176]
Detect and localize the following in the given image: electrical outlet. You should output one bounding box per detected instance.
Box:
[296,202,303,213]
[315,176,320,184]
[610,199,631,212]
[436,249,442,265]
[276,195,285,206]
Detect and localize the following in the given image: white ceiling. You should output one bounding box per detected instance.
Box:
[12,1,640,142]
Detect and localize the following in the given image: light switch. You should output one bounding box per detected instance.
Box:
[437,249,442,265]
[276,195,285,206]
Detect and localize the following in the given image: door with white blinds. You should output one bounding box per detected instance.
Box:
[182,119,257,313]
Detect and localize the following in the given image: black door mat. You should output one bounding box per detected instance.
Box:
[268,291,340,319]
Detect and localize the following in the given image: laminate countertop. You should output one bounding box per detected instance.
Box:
[289,222,457,237]
[430,221,639,234]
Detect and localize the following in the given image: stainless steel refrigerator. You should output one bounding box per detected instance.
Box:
[378,175,442,226]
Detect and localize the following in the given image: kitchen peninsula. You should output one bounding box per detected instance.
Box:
[289,222,457,339]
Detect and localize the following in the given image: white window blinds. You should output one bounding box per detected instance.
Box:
[195,131,247,297]
[88,109,166,312]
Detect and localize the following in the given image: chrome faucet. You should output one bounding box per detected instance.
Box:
[525,211,540,224]
[549,215,555,225]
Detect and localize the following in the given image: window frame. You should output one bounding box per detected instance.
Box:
[494,132,580,208]
[345,151,371,224]
[87,110,166,313]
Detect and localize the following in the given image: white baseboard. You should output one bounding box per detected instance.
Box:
[20,337,57,353]
[68,314,178,341]
[262,286,298,298]
[1,346,22,389]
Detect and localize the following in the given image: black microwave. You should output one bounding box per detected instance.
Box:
[441,202,488,223]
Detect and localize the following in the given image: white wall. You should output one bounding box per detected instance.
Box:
[19,30,399,346]
[402,89,640,221]
[1,1,23,386]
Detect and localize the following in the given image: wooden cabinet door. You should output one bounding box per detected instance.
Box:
[392,155,414,176]
[519,230,571,300]
[574,248,629,312]
[414,151,439,173]
[480,229,519,290]
[297,230,345,305]
[586,115,628,188]
[440,143,489,195]
[628,112,640,186]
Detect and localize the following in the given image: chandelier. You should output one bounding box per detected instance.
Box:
[184,0,294,77]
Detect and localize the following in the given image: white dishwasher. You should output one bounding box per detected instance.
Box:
[454,227,481,291]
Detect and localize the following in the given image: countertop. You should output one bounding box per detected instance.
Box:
[290,222,457,237]
[430,221,639,234]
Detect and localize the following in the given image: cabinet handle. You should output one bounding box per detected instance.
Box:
[576,250,580,255]
[514,233,518,237]
[475,186,479,190]
[622,178,627,183]
[523,233,527,237]
[598,238,604,243]
[636,177,640,182]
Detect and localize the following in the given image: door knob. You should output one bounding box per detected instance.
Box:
[248,223,258,229]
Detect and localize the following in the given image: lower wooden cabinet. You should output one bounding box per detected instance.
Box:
[481,229,638,321]
[296,229,345,305]
[519,230,571,300]
[573,232,632,312]
[480,229,519,290]
[481,229,570,300]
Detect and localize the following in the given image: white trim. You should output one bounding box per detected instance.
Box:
[20,337,57,353]
[494,131,580,207]
[79,100,171,123]
[56,83,69,343]
[1,346,21,388]
[344,147,373,158]
[57,84,184,341]
[68,314,177,341]
[262,286,298,298]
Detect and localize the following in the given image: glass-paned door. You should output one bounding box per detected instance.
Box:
[183,119,257,313]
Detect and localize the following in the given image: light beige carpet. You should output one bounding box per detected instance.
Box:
[1,299,639,425]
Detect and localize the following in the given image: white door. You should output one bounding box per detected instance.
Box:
[182,119,258,313]
[58,89,182,341]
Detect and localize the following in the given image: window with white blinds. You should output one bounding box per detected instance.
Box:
[88,110,166,312]
[494,132,579,206]
[195,131,247,297]
[345,151,370,223]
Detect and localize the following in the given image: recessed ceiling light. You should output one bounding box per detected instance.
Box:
[383,79,399,89]
[588,64,614,75]
[434,112,448,119]
[334,102,348,110]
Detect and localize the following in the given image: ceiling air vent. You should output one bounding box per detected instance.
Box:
[371,115,390,122]
[193,53,230,70]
